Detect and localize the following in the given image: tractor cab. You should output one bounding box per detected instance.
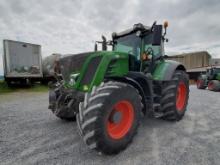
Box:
[95,22,168,73]
[206,67,220,80]
[112,22,166,73]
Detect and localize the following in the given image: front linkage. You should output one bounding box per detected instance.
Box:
[48,81,84,120]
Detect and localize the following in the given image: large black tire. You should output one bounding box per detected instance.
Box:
[208,80,220,91]
[196,76,206,89]
[161,70,189,121]
[76,81,142,155]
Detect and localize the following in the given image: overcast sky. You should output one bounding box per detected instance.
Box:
[1,0,220,75]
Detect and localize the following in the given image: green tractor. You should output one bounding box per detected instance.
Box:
[197,66,220,91]
[48,21,189,154]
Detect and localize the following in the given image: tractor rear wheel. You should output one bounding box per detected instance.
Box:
[208,80,220,91]
[76,81,142,155]
[196,76,206,89]
[161,70,189,121]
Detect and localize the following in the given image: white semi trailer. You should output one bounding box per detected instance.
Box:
[3,40,43,85]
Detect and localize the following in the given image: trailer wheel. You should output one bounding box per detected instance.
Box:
[161,70,189,121]
[208,80,220,91]
[76,81,142,155]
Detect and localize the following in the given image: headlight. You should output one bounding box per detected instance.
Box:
[69,78,75,85]
[69,73,79,85]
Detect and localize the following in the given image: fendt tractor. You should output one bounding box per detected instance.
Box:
[49,21,189,154]
[197,66,220,91]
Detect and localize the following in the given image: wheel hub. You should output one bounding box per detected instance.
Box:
[107,100,134,140]
[176,81,187,112]
[109,111,122,124]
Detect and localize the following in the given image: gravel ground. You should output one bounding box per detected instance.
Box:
[0,85,220,165]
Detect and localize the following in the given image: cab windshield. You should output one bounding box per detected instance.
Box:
[113,32,162,60]
[113,33,141,60]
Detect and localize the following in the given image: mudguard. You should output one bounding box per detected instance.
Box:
[153,60,186,81]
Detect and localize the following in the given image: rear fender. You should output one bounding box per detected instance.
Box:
[216,73,220,80]
[153,60,186,80]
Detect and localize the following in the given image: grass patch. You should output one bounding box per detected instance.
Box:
[29,84,49,92]
[0,80,48,95]
[0,80,14,93]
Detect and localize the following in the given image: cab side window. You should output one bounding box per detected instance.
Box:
[143,34,161,57]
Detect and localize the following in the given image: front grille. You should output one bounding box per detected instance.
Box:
[105,59,117,76]
[80,56,102,85]
[59,52,92,82]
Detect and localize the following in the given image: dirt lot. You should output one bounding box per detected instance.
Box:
[0,85,220,165]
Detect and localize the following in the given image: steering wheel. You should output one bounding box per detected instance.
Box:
[142,47,154,73]
[145,47,154,56]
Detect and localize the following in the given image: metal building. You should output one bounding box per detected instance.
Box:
[168,51,211,70]
[167,51,212,83]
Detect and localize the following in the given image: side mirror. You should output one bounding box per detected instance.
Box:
[152,25,162,46]
[94,43,98,51]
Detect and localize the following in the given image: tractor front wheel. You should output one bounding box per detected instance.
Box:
[76,81,142,155]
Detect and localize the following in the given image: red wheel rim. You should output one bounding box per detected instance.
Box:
[176,82,187,112]
[107,100,134,139]
[197,79,202,87]
[208,82,213,90]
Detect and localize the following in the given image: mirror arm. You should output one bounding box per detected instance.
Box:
[163,27,167,36]
[151,21,157,32]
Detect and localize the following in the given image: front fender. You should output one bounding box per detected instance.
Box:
[153,60,186,81]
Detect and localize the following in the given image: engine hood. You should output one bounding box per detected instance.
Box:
[59,52,93,82]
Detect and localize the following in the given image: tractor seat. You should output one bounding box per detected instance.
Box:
[128,54,140,71]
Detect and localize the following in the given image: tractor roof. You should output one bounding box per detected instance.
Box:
[112,23,151,39]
